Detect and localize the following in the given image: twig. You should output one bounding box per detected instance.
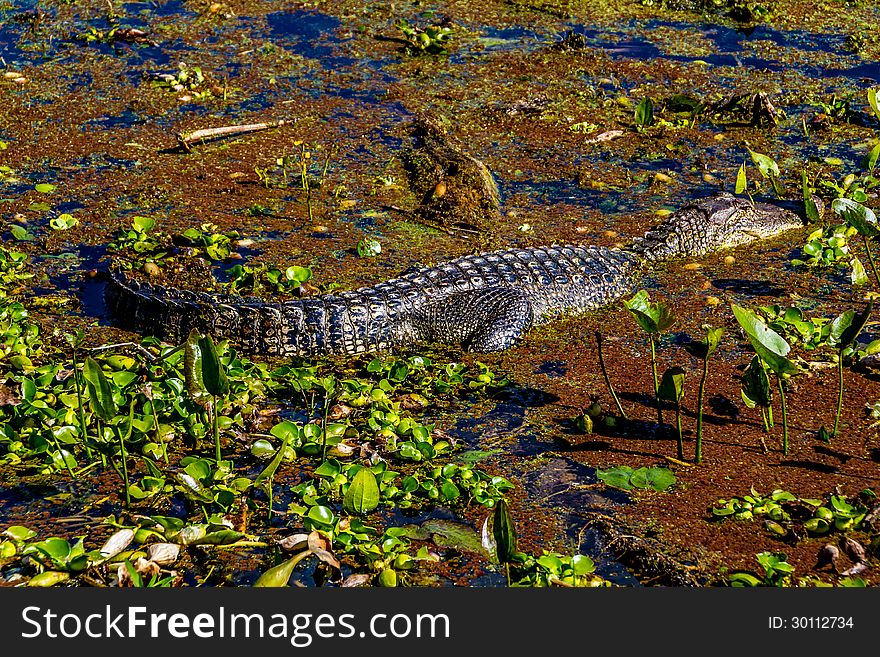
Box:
[176,120,288,152]
[596,331,628,419]
[89,341,156,362]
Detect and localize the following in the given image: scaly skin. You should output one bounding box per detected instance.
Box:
[105,193,804,356]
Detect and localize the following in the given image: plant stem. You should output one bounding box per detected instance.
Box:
[212,396,221,462]
[760,406,770,434]
[675,401,683,461]
[833,354,844,437]
[650,335,663,426]
[117,428,130,508]
[71,351,93,459]
[776,376,789,455]
[596,331,628,420]
[695,357,709,463]
[268,478,274,520]
[863,235,880,288]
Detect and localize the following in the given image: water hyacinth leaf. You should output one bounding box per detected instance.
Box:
[184,329,208,400]
[571,554,595,576]
[731,305,799,376]
[343,467,380,515]
[735,162,747,194]
[832,197,879,237]
[307,505,336,527]
[198,334,229,396]
[28,571,70,587]
[83,357,116,420]
[250,439,275,459]
[4,526,36,541]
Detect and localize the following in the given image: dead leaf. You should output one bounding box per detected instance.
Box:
[341,574,372,588]
[307,531,340,570]
[277,533,310,552]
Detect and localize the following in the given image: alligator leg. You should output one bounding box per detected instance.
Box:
[413,287,534,352]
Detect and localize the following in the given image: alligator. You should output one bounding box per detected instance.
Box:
[105,192,805,357]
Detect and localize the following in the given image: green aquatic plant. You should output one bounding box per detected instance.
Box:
[393,19,454,55]
[596,465,675,492]
[684,325,723,463]
[624,290,676,426]
[828,302,873,437]
[832,198,880,288]
[658,366,686,460]
[732,304,799,454]
[634,97,655,130]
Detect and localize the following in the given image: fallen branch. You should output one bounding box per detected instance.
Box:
[176,120,288,152]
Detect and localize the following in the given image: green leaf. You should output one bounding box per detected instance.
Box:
[747,148,780,179]
[184,329,207,400]
[306,505,336,527]
[10,225,35,241]
[343,467,380,515]
[4,526,37,541]
[644,467,676,491]
[83,357,117,421]
[255,436,292,487]
[801,172,821,223]
[839,301,872,349]
[623,290,675,333]
[869,87,880,124]
[832,198,879,237]
[198,334,229,396]
[735,162,747,194]
[356,239,382,258]
[863,142,880,173]
[596,466,634,490]
[254,553,309,587]
[34,183,56,193]
[28,571,70,587]
[728,572,762,587]
[635,97,654,128]
[50,213,78,230]
[731,305,799,376]
[285,265,312,283]
[851,257,868,286]
[742,356,772,408]
[570,554,595,576]
[658,367,685,403]
[491,499,518,563]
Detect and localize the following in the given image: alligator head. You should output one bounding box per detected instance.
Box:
[630,192,807,262]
